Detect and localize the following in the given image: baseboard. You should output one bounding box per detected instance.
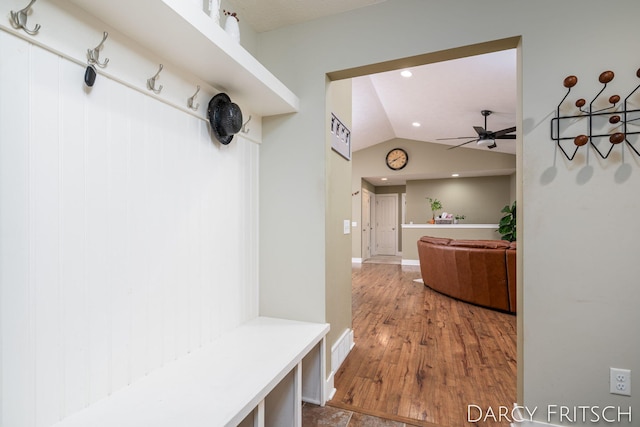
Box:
[324,328,354,403]
[402,259,420,266]
[331,328,354,374]
[325,371,336,403]
[351,257,362,264]
[509,405,561,427]
[511,422,560,427]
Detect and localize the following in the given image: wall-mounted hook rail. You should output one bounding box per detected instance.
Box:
[187,85,200,111]
[241,115,252,133]
[550,69,640,162]
[10,0,41,35]
[147,64,163,94]
[87,31,109,68]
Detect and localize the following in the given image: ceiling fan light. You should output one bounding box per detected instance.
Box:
[477,137,494,148]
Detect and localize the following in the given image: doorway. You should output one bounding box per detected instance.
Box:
[374,193,397,255]
[331,36,522,424]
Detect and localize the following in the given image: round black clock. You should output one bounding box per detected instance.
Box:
[385,148,408,170]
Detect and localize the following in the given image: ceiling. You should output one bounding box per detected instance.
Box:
[351,49,517,155]
[227,0,518,183]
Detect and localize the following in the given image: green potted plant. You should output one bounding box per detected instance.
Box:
[426,197,442,223]
[454,214,466,224]
[498,201,516,242]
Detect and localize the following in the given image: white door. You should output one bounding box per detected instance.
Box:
[362,190,372,259]
[375,194,398,255]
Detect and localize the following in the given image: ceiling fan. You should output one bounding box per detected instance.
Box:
[439,110,516,150]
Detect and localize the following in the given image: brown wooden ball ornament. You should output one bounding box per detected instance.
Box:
[574,135,588,147]
[599,70,614,84]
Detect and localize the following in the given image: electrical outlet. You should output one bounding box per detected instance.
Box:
[610,368,631,396]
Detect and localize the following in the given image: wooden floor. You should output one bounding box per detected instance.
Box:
[328,263,517,427]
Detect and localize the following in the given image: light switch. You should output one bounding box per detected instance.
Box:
[344,220,351,234]
[352,221,357,227]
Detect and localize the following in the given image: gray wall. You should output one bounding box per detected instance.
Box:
[324,79,353,371]
[257,0,640,421]
[406,175,512,224]
[352,138,515,258]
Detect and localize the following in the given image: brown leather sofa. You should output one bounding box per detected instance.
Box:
[417,236,517,313]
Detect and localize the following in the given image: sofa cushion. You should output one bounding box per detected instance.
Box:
[448,239,510,249]
[419,236,452,246]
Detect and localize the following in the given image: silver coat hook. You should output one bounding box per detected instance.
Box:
[147,64,163,94]
[87,31,109,68]
[10,0,41,35]
[187,85,200,111]
[241,115,252,133]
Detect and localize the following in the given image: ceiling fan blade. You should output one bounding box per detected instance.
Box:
[493,126,516,138]
[496,134,516,139]
[446,138,478,150]
[473,126,486,136]
[436,136,477,141]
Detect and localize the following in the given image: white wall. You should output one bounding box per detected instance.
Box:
[0,33,258,427]
[257,1,640,425]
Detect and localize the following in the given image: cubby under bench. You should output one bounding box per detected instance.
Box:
[52,317,330,427]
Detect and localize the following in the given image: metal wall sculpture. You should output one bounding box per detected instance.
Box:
[551,69,640,161]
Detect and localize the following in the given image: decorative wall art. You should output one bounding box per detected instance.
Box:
[331,113,351,160]
[551,69,640,161]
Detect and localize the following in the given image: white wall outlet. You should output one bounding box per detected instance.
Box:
[610,367,631,396]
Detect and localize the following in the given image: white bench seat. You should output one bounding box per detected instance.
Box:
[53,317,330,427]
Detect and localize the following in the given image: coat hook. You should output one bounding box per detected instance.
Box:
[241,115,252,133]
[147,64,163,94]
[87,31,109,68]
[187,85,200,111]
[10,0,41,35]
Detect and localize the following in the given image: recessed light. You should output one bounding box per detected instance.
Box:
[381,178,388,181]
[452,173,460,177]
[401,70,413,78]
[412,122,421,127]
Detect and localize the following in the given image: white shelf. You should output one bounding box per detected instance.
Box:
[67,0,299,117]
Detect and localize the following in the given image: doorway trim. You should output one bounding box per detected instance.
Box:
[332,35,523,403]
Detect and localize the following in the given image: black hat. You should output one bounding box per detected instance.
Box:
[207,93,243,145]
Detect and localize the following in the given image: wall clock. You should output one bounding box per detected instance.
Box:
[385,148,408,170]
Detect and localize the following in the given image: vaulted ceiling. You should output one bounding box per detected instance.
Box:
[228,0,518,158]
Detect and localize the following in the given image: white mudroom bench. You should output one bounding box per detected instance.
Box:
[52,317,330,427]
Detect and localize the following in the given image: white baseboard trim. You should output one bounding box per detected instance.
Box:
[325,328,355,403]
[510,418,561,427]
[401,259,420,266]
[511,422,561,427]
[351,257,362,264]
[325,371,336,403]
[509,405,562,427]
[331,328,354,374]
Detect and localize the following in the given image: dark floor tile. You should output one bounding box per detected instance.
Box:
[302,403,352,427]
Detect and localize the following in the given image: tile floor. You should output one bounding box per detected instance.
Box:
[302,403,420,427]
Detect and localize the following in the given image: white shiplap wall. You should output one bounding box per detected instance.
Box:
[0,32,258,427]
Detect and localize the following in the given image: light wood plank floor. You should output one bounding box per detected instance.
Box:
[328,263,517,427]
